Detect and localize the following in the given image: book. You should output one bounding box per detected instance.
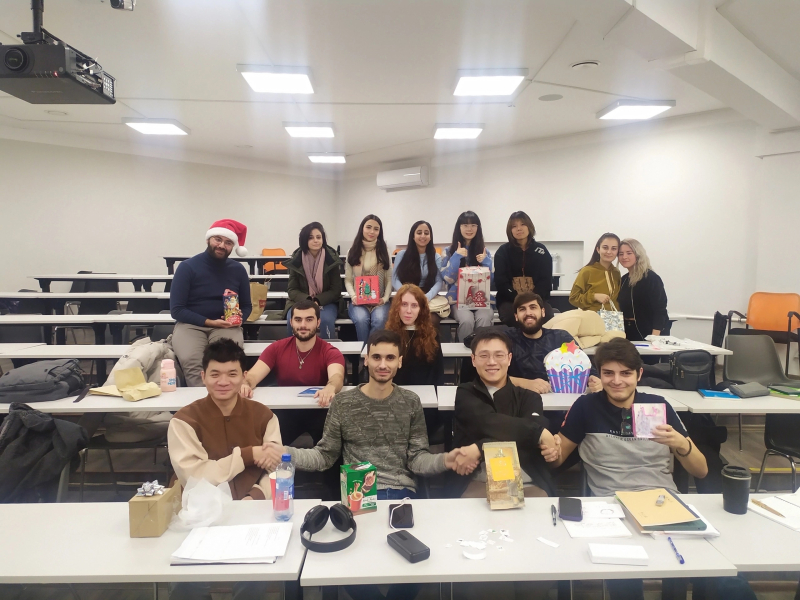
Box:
[699,389,738,399]
[615,488,701,528]
[298,387,323,397]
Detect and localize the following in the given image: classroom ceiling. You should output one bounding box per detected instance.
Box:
[0,0,796,175]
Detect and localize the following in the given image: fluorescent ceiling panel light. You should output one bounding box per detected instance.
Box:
[122,118,189,135]
[597,99,676,120]
[237,65,313,94]
[454,69,528,96]
[308,153,346,164]
[434,125,483,139]
[284,122,334,138]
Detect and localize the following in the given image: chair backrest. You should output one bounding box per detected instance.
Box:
[764,414,800,457]
[0,319,46,343]
[150,311,176,342]
[746,292,800,332]
[261,248,287,274]
[723,334,790,386]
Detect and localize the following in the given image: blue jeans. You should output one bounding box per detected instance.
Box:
[287,303,338,340]
[348,302,390,342]
[377,488,417,500]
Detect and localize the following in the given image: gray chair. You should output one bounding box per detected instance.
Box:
[723,334,797,387]
[755,415,800,493]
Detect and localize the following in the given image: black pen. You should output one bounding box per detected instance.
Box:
[551,504,557,526]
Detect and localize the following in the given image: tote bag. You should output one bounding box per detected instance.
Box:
[598,270,624,332]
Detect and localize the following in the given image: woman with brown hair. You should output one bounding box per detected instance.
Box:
[385,284,444,386]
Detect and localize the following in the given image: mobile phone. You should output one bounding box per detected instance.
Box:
[389,503,414,529]
[387,530,430,563]
[559,497,583,522]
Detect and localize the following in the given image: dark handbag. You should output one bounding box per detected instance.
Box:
[0,359,84,403]
[670,350,714,391]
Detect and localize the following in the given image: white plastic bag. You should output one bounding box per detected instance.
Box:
[169,477,232,531]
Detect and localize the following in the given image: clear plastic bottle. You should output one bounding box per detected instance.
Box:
[274,453,294,521]
[160,359,177,392]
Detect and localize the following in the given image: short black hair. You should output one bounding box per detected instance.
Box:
[292,299,320,319]
[470,328,513,354]
[366,329,401,353]
[202,338,247,372]
[594,337,643,372]
[299,221,327,253]
[513,292,544,313]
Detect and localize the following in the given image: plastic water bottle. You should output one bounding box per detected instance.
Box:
[274,454,294,521]
[160,359,177,392]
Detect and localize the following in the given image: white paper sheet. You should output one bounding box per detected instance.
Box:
[563,518,632,539]
[647,505,720,538]
[749,497,800,532]
[582,502,626,519]
[171,523,292,565]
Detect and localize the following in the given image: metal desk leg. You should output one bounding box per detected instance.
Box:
[739,414,743,451]
[166,259,176,275]
[557,580,573,600]
[662,578,688,600]
[92,323,109,382]
[39,279,52,292]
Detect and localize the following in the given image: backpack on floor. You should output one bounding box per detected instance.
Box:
[670,350,714,391]
[0,359,84,403]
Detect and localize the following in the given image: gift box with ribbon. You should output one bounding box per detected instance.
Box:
[129,480,181,538]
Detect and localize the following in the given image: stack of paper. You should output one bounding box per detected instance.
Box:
[647,505,720,538]
[563,502,631,539]
[171,523,292,566]
[615,488,707,533]
[749,493,800,532]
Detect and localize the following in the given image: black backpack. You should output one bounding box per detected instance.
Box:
[0,360,84,403]
[670,350,715,391]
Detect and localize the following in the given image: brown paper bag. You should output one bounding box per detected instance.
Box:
[483,441,525,510]
[247,282,269,322]
[129,484,181,537]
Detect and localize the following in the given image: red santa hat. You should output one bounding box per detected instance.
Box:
[206,219,248,257]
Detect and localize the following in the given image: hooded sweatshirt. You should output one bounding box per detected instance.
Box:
[569,262,621,312]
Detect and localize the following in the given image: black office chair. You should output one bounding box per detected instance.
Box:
[149,310,176,341]
[755,415,800,493]
[0,317,46,367]
[16,289,49,315]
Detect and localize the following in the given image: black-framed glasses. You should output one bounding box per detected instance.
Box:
[620,408,633,437]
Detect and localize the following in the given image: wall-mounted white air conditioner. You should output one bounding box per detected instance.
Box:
[376,166,429,191]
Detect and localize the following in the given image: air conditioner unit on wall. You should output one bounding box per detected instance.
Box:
[376,166,429,191]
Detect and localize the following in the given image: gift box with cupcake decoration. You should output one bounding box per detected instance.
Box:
[544,341,592,393]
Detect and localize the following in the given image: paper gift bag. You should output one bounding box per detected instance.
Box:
[247,282,269,322]
[483,442,524,510]
[457,267,490,310]
[354,275,380,306]
[129,483,181,538]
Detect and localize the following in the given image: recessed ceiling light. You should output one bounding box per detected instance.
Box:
[597,99,676,120]
[453,69,528,96]
[538,94,563,102]
[434,124,484,139]
[308,153,346,164]
[571,61,600,70]
[237,65,314,94]
[46,110,68,116]
[284,122,334,138]
[122,118,190,135]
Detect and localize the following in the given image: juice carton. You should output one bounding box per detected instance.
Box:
[340,461,377,515]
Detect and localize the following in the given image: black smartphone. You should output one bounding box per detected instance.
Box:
[559,497,583,521]
[387,530,430,563]
[389,503,414,529]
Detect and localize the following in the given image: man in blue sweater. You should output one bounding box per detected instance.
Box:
[170,219,252,387]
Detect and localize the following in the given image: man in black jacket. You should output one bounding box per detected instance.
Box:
[453,329,559,498]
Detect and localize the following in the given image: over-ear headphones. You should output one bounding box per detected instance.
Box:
[300,504,357,553]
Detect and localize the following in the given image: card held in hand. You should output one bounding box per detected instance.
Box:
[632,403,667,438]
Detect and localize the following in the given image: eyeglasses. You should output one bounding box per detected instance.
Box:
[474,352,509,362]
[620,408,633,437]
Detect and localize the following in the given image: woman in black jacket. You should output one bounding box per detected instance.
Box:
[618,238,669,340]
[494,211,553,326]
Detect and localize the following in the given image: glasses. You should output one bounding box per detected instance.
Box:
[474,352,509,362]
[620,408,633,437]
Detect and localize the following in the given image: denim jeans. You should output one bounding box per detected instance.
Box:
[348,302,390,342]
[377,488,417,500]
[287,302,338,340]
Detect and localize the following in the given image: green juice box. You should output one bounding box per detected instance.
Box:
[340,461,377,515]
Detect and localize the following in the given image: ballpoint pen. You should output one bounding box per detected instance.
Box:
[668,536,685,564]
[551,504,557,526]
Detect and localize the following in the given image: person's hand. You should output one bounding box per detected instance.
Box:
[541,434,561,463]
[538,427,556,449]
[593,293,611,305]
[530,378,551,394]
[587,376,602,393]
[449,444,481,475]
[314,384,336,407]
[254,441,285,470]
[205,318,236,329]
[242,495,253,501]
[240,382,254,399]
[455,242,468,258]
[475,248,488,263]
[378,298,387,306]
[651,425,690,452]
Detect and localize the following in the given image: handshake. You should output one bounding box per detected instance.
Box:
[445,444,482,476]
[253,441,285,471]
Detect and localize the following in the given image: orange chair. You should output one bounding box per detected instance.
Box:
[728,292,800,376]
[261,248,288,274]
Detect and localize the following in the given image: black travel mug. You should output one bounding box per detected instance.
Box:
[721,465,751,515]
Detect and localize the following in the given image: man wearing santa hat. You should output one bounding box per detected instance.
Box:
[170,219,253,387]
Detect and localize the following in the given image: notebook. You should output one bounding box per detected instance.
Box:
[699,389,738,399]
[297,387,323,397]
[616,488,706,531]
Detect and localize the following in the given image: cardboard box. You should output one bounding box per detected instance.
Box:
[340,462,377,515]
[129,484,181,538]
[483,442,524,510]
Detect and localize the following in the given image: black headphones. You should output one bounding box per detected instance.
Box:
[300,504,357,553]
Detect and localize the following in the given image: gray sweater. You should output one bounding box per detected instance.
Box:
[289,384,447,491]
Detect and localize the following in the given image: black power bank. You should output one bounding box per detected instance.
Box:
[387,530,430,563]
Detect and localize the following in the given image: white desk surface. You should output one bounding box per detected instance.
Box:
[0,291,291,301]
[0,313,176,325]
[0,385,439,415]
[660,389,800,415]
[0,342,46,354]
[30,274,287,281]
[0,499,319,585]
[437,386,688,412]
[686,494,800,572]
[299,498,736,586]
[582,343,731,357]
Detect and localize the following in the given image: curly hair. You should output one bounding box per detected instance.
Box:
[385,284,439,363]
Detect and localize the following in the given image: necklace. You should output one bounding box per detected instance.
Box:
[295,342,314,369]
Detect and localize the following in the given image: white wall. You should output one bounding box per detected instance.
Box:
[336,118,764,341]
[0,139,337,292]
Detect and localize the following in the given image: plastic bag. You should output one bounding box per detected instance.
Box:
[169,477,232,531]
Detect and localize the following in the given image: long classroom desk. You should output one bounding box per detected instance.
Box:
[0,385,439,415]
[30,273,288,292]
[299,498,736,588]
[0,499,319,589]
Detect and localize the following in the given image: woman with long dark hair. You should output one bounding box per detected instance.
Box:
[283,221,342,339]
[392,220,444,326]
[440,211,493,341]
[569,232,621,312]
[345,214,392,341]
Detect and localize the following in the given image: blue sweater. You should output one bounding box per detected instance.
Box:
[391,249,443,301]
[170,251,252,327]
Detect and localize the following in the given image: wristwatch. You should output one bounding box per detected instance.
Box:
[675,438,693,457]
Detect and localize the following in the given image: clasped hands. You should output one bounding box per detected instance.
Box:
[539,429,561,463]
[445,444,481,476]
[253,441,285,471]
